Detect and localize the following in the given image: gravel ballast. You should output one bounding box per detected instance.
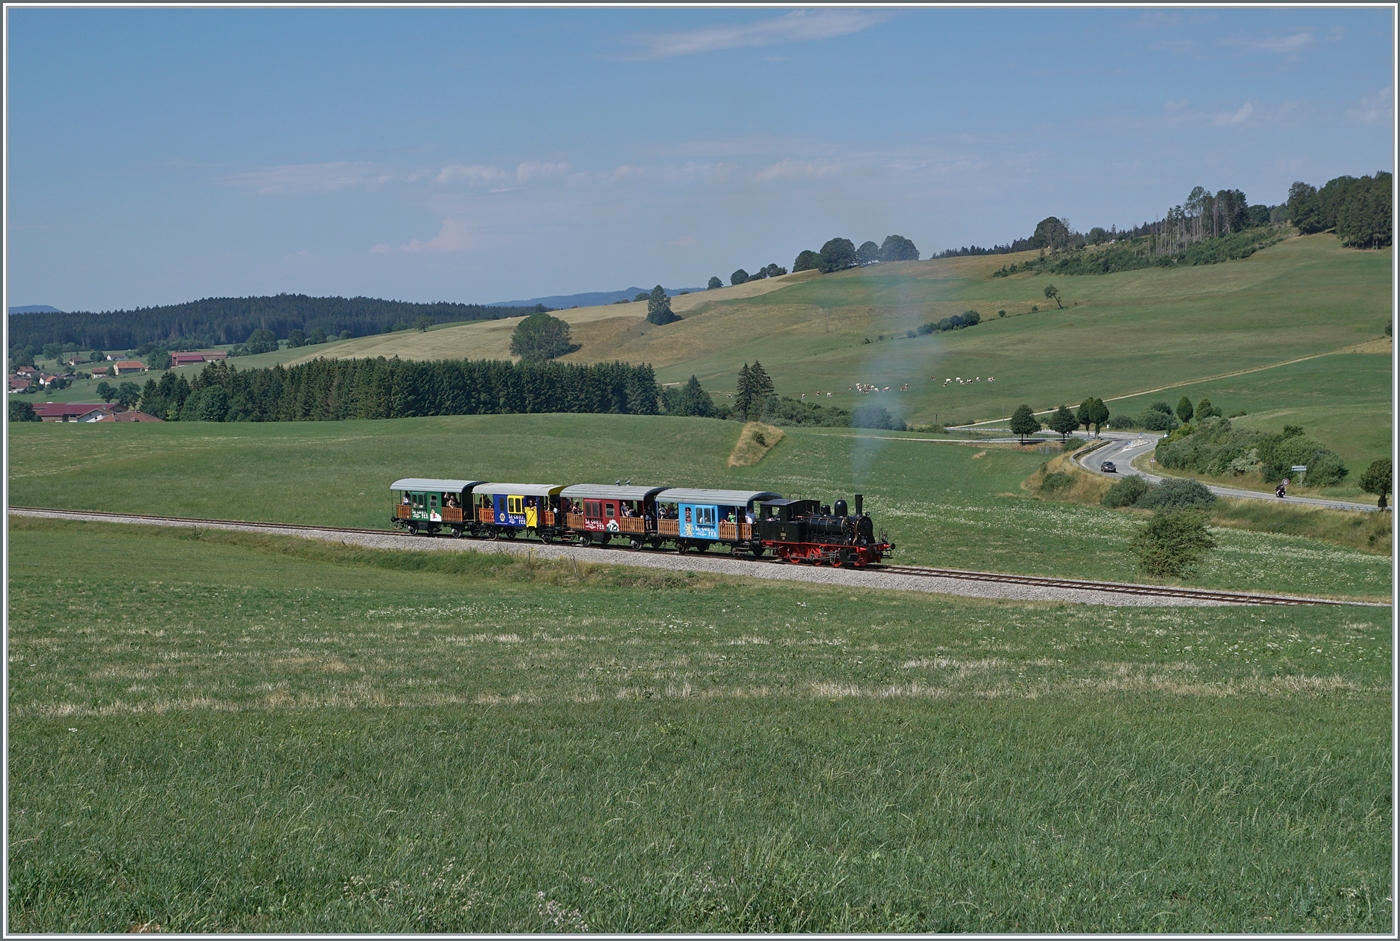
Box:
[7,507,1292,607]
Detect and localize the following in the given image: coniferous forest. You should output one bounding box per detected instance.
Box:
[137,357,662,423]
[7,294,546,354]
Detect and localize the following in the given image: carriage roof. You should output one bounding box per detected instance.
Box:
[390,478,484,493]
[560,484,668,501]
[474,482,564,497]
[655,488,782,506]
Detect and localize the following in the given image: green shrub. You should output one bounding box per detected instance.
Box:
[1137,477,1216,511]
[1039,471,1074,493]
[1138,409,1179,432]
[1256,433,1348,486]
[1101,475,1153,508]
[1130,509,1217,578]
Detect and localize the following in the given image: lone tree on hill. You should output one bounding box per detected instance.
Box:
[707,276,723,290]
[1031,217,1072,252]
[1009,404,1041,443]
[415,315,434,332]
[817,238,857,273]
[510,311,579,362]
[646,285,679,325]
[730,269,749,286]
[1360,458,1392,508]
[1077,396,1109,437]
[1176,396,1194,423]
[879,234,920,261]
[1048,404,1079,441]
[1043,284,1063,308]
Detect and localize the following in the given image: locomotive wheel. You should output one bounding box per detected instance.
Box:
[629,538,643,551]
[504,529,517,540]
[579,533,592,547]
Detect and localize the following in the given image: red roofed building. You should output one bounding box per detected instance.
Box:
[112,360,147,375]
[32,402,116,422]
[15,365,38,377]
[90,366,109,376]
[112,410,163,422]
[171,350,229,367]
[9,376,32,392]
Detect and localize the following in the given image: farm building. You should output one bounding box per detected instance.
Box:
[170,351,229,367]
[112,360,147,375]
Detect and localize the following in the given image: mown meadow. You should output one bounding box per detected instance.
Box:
[265,234,1390,442]
[8,517,1391,933]
[7,414,1390,600]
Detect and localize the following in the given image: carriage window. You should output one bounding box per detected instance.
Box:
[585,501,599,517]
[412,493,425,509]
[605,503,615,518]
[508,496,523,514]
[429,494,439,509]
[698,507,716,526]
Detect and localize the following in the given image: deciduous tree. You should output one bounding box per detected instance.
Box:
[817,238,857,273]
[509,311,580,361]
[1360,458,1391,505]
[1176,397,1194,423]
[707,276,723,290]
[1043,284,1063,308]
[1009,404,1041,442]
[1048,404,1079,441]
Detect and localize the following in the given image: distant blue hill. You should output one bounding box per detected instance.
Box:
[8,305,64,314]
[489,287,707,309]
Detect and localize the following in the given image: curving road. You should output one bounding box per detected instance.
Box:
[1074,433,1381,513]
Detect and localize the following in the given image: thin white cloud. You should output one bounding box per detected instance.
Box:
[1213,102,1255,127]
[623,9,890,60]
[668,235,698,247]
[1223,31,1313,55]
[756,158,842,182]
[372,218,476,254]
[227,161,382,195]
[435,161,571,189]
[1347,86,1393,125]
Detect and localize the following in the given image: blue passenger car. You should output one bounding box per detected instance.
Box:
[472,483,566,540]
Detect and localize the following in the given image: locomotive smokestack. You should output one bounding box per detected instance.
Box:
[855,493,864,516]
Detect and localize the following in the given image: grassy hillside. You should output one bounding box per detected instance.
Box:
[9,517,1390,932]
[9,414,1389,599]
[272,234,1389,443]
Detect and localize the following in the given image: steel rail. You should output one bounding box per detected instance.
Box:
[11,506,1381,607]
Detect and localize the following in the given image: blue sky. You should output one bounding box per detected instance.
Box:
[5,5,1394,311]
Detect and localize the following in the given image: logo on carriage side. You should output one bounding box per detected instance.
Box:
[606,519,620,534]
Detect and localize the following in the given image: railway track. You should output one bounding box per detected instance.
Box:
[12,506,1382,608]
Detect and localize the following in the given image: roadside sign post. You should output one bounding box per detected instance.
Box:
[1291,464,1308,485]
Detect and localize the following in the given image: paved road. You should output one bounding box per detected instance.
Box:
[1075,433,1381,513]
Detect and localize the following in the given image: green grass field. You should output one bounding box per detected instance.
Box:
[254,234,1389,440]
[8,414,1390,600]
[8,517,1390,932]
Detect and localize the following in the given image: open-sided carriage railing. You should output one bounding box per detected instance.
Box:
[718,522,752,541]
[477,507,494,524]
[396,504,412,519]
